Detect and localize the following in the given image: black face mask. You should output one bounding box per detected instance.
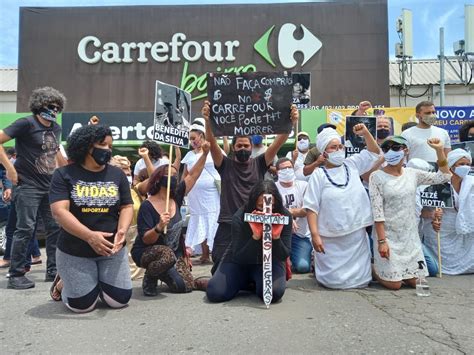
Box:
[160,176,178,192]
[467,135,474,141]
[91,147,112,166]
[377,128,390,140]
[235,149,251,162]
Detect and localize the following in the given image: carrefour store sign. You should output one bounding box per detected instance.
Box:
[17,1,389,114]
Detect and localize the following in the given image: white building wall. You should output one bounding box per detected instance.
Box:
[0,92,17,113]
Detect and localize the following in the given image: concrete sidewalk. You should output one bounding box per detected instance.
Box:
[1,255,472,354]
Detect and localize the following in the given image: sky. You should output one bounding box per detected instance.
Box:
[0,0,472,67]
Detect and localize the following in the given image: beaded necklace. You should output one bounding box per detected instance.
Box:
[321,163,350,188]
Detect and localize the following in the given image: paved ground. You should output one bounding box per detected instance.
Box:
[0,252,473,354]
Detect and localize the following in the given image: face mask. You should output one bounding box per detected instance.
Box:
[454,165,471,179]
[297,139,309,151]
[421,114,437,126]
[235,149,251,162]
[127,176,133,185]
[278,168,295,183]
[384,149,405,165]
[91,147,112,166]
[327,150,345,166]
[467,135,474,141]
[39,107,58,122]
[376,129,390,140]
[160,175,178,191]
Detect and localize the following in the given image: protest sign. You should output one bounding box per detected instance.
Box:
[434,107,474,143]
[420,183,454,209]
[207,71,293,137]
[291,73,311,109]
[344,116,377,156]
[153,80,191,148]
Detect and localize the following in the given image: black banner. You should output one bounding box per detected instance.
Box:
[420,183,454,209]
[207,71,293,136]
[344,116,377,156]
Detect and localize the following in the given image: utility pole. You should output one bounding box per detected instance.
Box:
[439,27,445,106]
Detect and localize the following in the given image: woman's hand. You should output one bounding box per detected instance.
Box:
[201,100,211,122]
[378,241,390,260]
[311,233,325,253]
[112,228,127,254]
[271,222,284,240]
[87,231,114,256]
[353,123,370,137]
[202,141,210,155]
[138,147,149,158]
[157,212,171,231]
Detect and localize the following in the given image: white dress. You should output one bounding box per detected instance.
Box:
[422,176,474,275]
[369,168,451,281]
[181,150,220,251]
[304,150,379,289]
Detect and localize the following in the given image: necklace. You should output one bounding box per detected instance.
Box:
[322,163,350,188]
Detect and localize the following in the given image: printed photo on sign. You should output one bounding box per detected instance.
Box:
[344,116,376,156]
[420,183,454,209]
[291,73,311,109]
[207,71,293,137]
[154,80,191,148]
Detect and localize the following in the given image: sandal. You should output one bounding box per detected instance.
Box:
[49,274,63,301]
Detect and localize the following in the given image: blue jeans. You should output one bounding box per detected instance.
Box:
[422,243,439,277]
[290,235,312,273]
[9,184,59,277]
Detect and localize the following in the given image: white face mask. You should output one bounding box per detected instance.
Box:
[127,176,133,185]
[327,150,345,166]
[277,168,296,183]
[297,139,309,152]
[384,149,405,166]
[454,165,471,179]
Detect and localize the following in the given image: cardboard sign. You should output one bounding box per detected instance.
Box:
[420,183,454,209]
[344,116,377,156]
[153,81,191,148]
[207,71,293,137]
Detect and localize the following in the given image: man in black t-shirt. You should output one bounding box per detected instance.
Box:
[0,87,67,289]
[201,100,299,273]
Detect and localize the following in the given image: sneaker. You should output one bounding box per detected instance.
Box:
[7,275,35,289]
[142,274,158,297]
[45,272,57,282]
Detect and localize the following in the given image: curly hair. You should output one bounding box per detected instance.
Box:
[28,87,67,114]
[140,140,162,160]
[459,120,474,142]
[66,125,112,164]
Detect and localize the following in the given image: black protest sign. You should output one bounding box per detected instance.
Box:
[344,116,377,156]
[207,71,293,137]
[420,183,454,209]
[154,81,191,148]
[291,73,311,109]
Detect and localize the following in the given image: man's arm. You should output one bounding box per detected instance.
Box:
[0,131,16,184]
[202,100,224,168]
[264,105,299,166]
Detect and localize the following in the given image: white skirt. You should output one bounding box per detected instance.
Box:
[315,228,372,289]
[185,211,219,251]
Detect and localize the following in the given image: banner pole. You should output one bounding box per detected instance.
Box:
[164,144,173,234]
[435,207,442,278]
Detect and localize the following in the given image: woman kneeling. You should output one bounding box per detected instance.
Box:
[50,125,133,313]
[206,180,292,304]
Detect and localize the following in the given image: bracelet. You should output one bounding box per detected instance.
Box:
[154,225,162,234]
[377,239,386,244]
[437,159,448,168]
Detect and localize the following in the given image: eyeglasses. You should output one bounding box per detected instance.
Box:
[297,136,308,141]
[47,104,61,112]
[382,144,405,153]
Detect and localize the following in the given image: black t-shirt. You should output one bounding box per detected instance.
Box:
[131,181,186,266]
[217,154,268,223]
[3,116,61,190]
[49,163,133,258]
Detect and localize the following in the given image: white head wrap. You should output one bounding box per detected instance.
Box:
[190,117,206,133]
[406,158,433,172]
[316,128,340,152]
[447,148,472,168]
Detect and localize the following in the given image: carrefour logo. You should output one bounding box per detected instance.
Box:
[254,23,322,69]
